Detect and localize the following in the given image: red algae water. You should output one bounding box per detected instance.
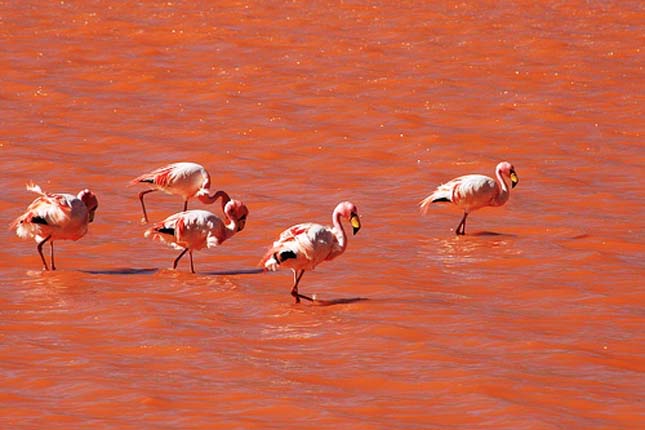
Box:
[0,1,643,429]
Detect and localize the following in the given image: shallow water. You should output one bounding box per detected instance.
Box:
[1,1,643,428]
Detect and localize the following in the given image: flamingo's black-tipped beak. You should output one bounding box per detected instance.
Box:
[237,215,247,232]
[510,171,519,188]
[350,213,361,235]
[88,207,97,222]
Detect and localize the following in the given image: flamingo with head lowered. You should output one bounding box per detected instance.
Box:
[260,201,361,303]
[144,197,248,273]
[419,161,519,235]
[130,162,228,223]
[10,183,99,270]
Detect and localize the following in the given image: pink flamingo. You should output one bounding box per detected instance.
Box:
[419,161,519,235]
[144,199,248,273]
[130,162,228,223]
[10,183,99,270]
[260,201,361,303]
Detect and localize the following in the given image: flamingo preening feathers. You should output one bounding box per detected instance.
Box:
[130,162,227,223]
[144,198,248,273]
[260,201,361,303]
[420,161,519,235]
[10,183,99,270]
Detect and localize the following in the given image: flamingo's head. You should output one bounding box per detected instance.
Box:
[335,201,361,235]
[224,199,249,232]
[497,161,519,189]
[78,189,99,222]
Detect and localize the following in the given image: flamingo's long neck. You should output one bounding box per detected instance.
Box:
[494,168,511,205]
[332,209,348,253]
[199,190,231,212]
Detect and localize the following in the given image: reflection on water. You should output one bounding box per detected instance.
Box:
[21,270,92,297]
[419,235,521,271]
[13,271,96,315]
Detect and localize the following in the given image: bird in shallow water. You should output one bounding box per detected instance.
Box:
[419,161,519,235]
[11,183,99,270]
[260,201,361,303]
[144,198,248,273]
[130,161,227,223]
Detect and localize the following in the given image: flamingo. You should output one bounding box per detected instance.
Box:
[10,183,99,270]
[144,199,248,273]
[130,162,228,223]
[260,201,361,303]
[419,161,519,235]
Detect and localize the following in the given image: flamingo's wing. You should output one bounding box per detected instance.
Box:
[145,210,224,251]
[419,177,462,214]
[130,164,177,187]
[261,223,335,270]
[11,194,72,238]
[420,174,498,213]
[144,212,184,249]
[452,174,498,207]
[276,223,311,242]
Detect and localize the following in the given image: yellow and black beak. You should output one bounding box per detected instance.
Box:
[350,213,361,235]
[510,171,519,188]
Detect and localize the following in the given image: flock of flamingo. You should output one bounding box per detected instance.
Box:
[10,161,518,303]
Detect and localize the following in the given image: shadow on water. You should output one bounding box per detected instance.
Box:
[301,294,466,307]
[79,268,266,276]
[79,268,160,275]
[202,268,266,276]
[570,233,591,240]
[470,231,517,237]
[310,297,370,306]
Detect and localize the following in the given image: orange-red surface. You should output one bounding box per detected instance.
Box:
[1,1,643,428]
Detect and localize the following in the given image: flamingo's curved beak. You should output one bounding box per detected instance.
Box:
[510,171,519,188]
[350,213,361,235]
[237,215,247,232]
[88,207,97,222]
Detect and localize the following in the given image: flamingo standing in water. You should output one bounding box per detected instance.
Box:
[419,161,519,235]
[144,199,248,273]
[10,183,99,270]
[130,162,227,223]
[260,201,361,303]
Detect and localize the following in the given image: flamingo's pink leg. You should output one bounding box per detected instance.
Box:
[37,235,52,271]
[456,212,468,235]
[50,240,56,271]
[138,189,157,223]
[290,270,313,303]
[173,248,189,270]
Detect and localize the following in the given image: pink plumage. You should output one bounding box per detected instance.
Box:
[145,199,248,273]
[130,162,228,223]
[10,183,99,270]
[419,161,519,235]
[260,201,362,303]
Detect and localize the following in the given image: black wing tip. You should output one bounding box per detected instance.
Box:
[432,197,451,203]
[31,216,48,225]
[156,227,175,235]
[278,250,297,262]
